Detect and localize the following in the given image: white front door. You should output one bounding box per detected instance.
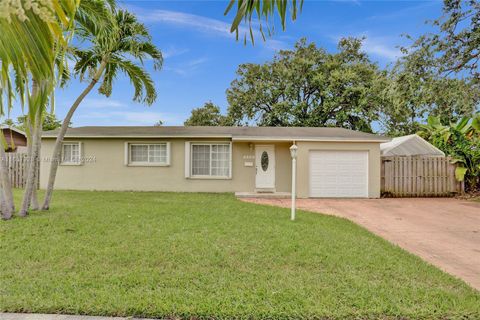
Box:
[255,145,275,190]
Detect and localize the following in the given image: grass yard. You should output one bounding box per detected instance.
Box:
[1,191,479,319]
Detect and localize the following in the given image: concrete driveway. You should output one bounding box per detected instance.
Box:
[241,197,480,290]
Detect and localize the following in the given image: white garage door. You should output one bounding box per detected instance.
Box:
[309,150,368,198]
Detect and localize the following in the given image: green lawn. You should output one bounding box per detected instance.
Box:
[1,191,479,319]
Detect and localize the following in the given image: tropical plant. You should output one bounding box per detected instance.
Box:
[0,0,116,218]
[225,0,304,43]
[0,0,80,219]
[418,114,480,191]
[41,8,163,210]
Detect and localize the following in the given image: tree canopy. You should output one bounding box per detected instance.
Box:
[380,49,480,136]
[185,102,228,126]
[408,0,480,78]
[15,114,64,132]
[183,36,479,135]
[225,38,385,132]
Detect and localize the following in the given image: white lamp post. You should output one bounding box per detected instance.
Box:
[289,143,298,221]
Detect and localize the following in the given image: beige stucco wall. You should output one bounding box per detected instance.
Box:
[295,141,381,198]
[40,138,380,197]
[39,138,292,193]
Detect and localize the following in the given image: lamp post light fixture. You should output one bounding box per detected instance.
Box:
[289,143,298,221]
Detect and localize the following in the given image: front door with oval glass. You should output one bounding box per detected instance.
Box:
[255,145,275,190]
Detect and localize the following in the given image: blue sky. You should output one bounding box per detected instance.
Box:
[6,0,444,127]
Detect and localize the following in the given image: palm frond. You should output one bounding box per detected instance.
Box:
[69,6,162,106]
[225,0,303,43]
[114,59,156,105]
[0,0,78,118]
[98,63,118,97]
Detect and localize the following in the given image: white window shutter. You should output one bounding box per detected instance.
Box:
[166,142,171,166]
[79,142,84,164]
[184,142,190,178]
[228,142,232,178]
[124,142,129,166]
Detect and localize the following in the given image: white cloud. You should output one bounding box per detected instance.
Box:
[186,57,208,67]
[133,7,289,51]
[162,46,189,59]
[138,9,234,37]
[82,98,127,109]
[362,37,402,62]
[77,110,185,126]
[367,2,437,21]
[262,39,290,51]
[330,33,402,62]
[164,57,208,76]
[332,0,361,5]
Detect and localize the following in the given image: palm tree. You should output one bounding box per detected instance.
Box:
[0,1,113,218]
[0,0,79,219]
[42,8,163,210]
[225,0,304,43]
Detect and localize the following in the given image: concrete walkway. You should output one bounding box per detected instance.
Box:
[0,314,151,320]
[241,197,480,290]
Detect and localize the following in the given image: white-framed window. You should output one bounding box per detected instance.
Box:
[190,143,231,178]
[126,142,170,166]
[61,142,82,165]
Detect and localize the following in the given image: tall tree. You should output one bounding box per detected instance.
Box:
[16,113,65,131]
[42,8,163,210]
[409,0,480,78]
[0,0,81,219]
[226,38,385,131]
[380,49,480,136]
[185,102,228,126]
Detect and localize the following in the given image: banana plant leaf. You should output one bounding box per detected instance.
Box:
[472,114,480,132]
[455,167,468,181]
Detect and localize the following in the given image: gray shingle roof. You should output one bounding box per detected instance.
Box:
[42,126,389,142]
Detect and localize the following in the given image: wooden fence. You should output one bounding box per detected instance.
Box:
[3,153,39,188]
[381,156,464,197]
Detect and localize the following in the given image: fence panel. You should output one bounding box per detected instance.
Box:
[381,156,464,197]
[3,153,39,189]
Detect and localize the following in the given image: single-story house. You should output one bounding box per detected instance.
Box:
[1,126,27,153]
[380,134,445,157]
[40,126,389,198]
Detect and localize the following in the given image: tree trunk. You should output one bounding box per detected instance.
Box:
[0,134,14,220]
[19,106,42,217]
[42,59,107,210]
[30,122,41,210]
[0,184,6,217]
[24,120,40,210]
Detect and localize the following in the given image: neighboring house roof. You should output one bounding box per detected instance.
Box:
[42,126,390,142]
[1,126,26,137]
[380,134,445,156]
